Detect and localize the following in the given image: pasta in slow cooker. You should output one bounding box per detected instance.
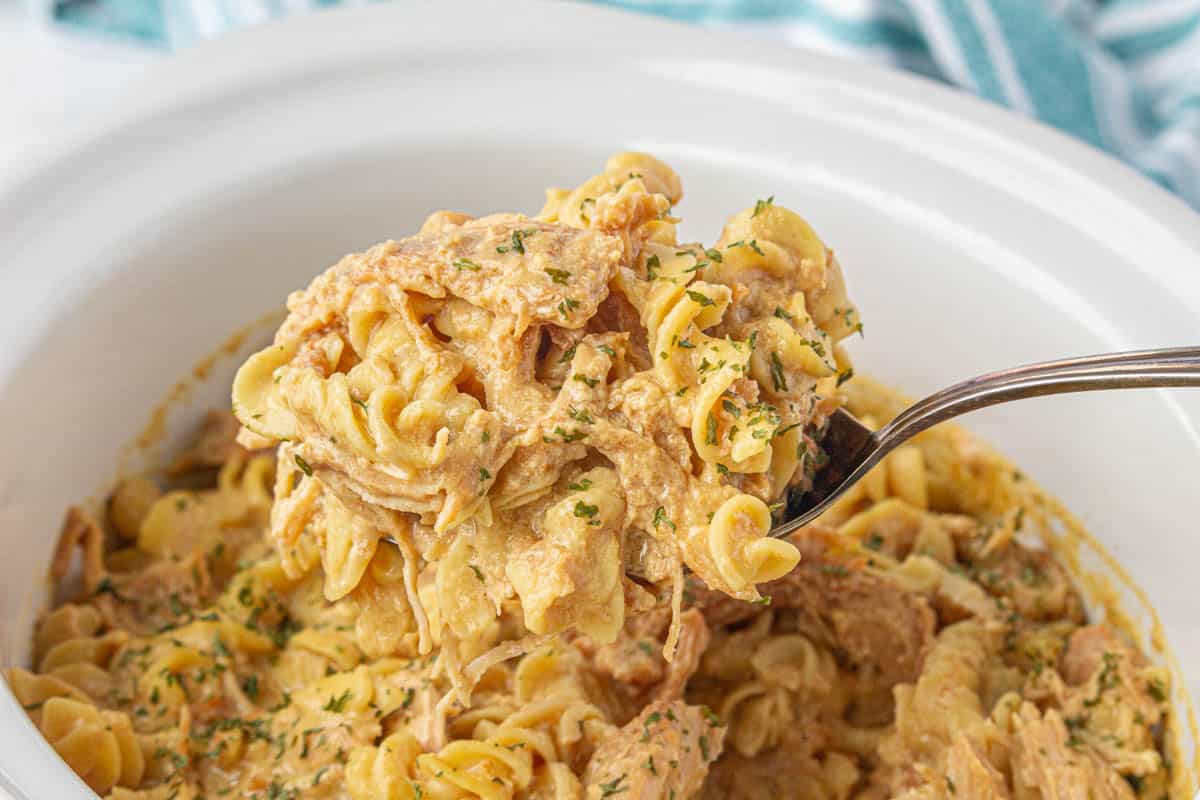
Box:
[10,154,1179,799]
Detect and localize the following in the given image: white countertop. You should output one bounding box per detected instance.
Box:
[0,3,161,187]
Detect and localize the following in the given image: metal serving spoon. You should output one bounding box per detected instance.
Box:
[773,346,1200,539]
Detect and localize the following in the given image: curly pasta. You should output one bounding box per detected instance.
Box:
[689,383,1180,799]
[37,697,143,794]
[341,646,611,800]
[14,155,1186,800]
[227,153,861,682]
[17,393,1184,800]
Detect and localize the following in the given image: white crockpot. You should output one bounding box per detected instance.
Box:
[0,3,1197,796]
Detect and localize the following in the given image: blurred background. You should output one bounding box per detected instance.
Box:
[2,0,1198,207]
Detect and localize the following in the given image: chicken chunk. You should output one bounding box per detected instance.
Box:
[1010,702,1135,800]
[690,527,935,686]
[281,214,626,340]
[577,609,710,725]
[1055,625,1168,778]
[584,700,724,800]
[1060,625,1134,686]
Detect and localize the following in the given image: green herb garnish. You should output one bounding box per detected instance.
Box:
[686,290,714,307]
[652,506,676,532]
[769,352,787,392]
[323,690,352,713]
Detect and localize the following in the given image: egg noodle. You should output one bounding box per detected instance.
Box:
[10,155,1180,798]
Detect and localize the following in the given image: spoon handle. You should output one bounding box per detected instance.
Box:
[771,346,1200,539]
[878,346,1200,445]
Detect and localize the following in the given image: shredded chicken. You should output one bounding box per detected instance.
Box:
[585,700,725,800]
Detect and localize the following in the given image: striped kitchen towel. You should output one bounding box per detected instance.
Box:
[47,0,1200,209]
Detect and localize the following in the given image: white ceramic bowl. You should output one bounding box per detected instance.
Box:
[1,3,1197,796]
